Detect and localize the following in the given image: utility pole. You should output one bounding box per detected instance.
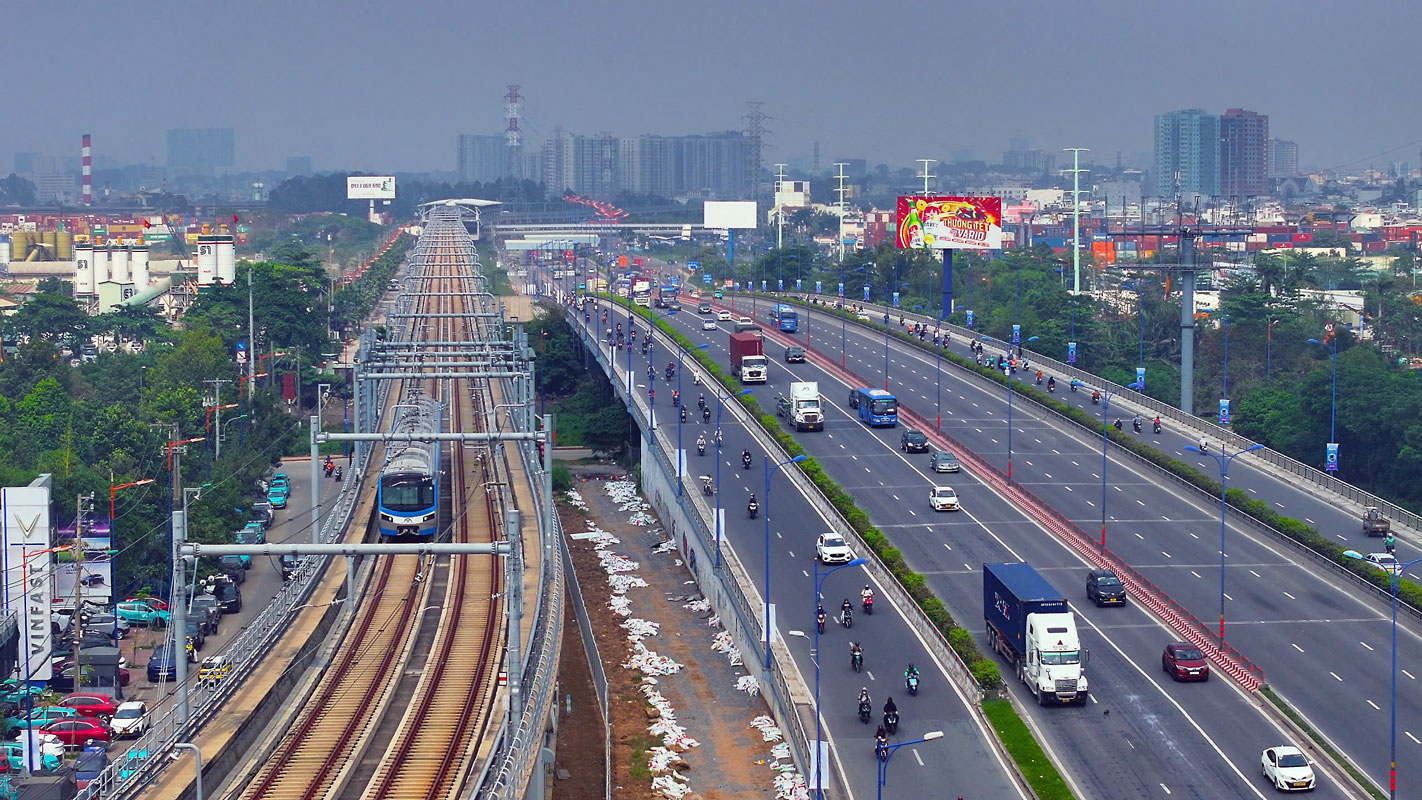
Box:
[247,269,256,397]
[205,379,232,459]
[73,494,94,689]
[834,163,850,264]
[773,163,788,251]
[917,158,936,196]
[1064,148,1089,295]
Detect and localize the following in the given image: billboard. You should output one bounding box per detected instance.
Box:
[2,482,53,681]
[346,176,396,200]
[52,560,113,605]
[896,196,1003,250]
[704,201,758,230]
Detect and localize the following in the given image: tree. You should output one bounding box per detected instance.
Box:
[0,174,36,205]
[0,292,91,346]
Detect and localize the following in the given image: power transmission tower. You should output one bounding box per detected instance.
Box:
[813,142,821,176]
[502,84,525,205]
[743,101,771,200]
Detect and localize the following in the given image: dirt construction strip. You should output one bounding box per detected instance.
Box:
[554,471,809,800]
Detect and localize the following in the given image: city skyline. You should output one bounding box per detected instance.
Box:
[3,0,1419,176]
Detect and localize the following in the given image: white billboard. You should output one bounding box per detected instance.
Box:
[704,201,758,230]
[2,482,53,681]
[52,560,113,605]
[347,176,397,200]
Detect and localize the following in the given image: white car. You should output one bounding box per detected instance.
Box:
[109,701,149,738]
[1365,552,1401,575]
[702,318,718,330]
[930,486,960,511]
[854,311,872,322]
[717,310,733,321]
[816,533,853,564]
[1260,745,1316,792]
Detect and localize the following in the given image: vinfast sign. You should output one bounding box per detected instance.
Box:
[896,196,1003,250]
[2,483,53,681]
[346,176,396,200]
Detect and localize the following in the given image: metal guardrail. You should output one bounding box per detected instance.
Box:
[769,292,1422,536]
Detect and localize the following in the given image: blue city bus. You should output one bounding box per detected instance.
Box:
[848,387,898,427]
[770,304,798,332]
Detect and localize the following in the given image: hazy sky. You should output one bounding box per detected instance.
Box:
[7,0,1419,174]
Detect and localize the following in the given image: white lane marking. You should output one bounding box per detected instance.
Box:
[1361,641,1374,652]
[1292,643,1304,653]
[1330,672,1343,682]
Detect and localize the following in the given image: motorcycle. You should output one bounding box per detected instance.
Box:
[702,407,711,423]
[875,735,888,760]
[862,594,874,615]
[680,407,687,423]
[905,673,919,695]
[816,610,826,634]
[1070,380,1078,393]
[699,476,715,497]
[334,467,343,482]
[697,396,706,411]
[883,710,899,735]
[747,500,759,519]
[839,608,853,629]
[1113,418,1123,431]
[1133,419,1142,433]
[858,700,872,725]
[697,442,706,457]
[1091,392,1100,405]
[742,453,753,470]
[1153,421,1161,435]
[1047,379,1056,393]
[851,650,863,672]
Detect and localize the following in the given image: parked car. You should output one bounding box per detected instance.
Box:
[57,693,119,721]
[280,554,300,581]
[0,682,46,706]
[0,740,63,771]
[1162,643,1210,682]
[239,523,267,544]
[7,706,80,731]
[901,428,930,453]
[189,595,222,635]
[270,472,289,490]
[37,717,109,748]
[783,346,806,363]
[122,597,169,612]
[268,487,289,509]
[198,655,233,687]
[929,486,960,511]
[79,611,131,634]
[930,450,961,473]
[213,580,243,614]
[108,701,148,738]
[147,644,180,683]
[115,602,170,628]
[1260,745,1316,792]
[815,533,853,564]
[184,619,207,651]
[1086,570,1128,606]
[75,744,109,789]
[220,555,250,579]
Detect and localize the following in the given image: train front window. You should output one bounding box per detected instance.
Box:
[382,476,434,512]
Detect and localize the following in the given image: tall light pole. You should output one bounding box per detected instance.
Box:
[811,556,867,800]
[1098,380,1141,551]
[1064,147,1089,295]
[676,338,710,496]
[840,264,867,368]
[884,277,909,390]
[764,453,807,669]
[713,388,753,568]
[876,731,945,800]
[1308,335,1339,472]
[1186,442,1263,640]
[983,335,1037,480]
[1343,551,1422,800]
[1266,318,1279,378]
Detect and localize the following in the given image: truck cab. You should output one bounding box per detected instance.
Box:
[984,562,1089,705]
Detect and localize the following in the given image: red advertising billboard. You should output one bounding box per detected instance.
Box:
[896,196,1003,250]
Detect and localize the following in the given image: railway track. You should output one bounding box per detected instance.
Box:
[239,211,506,800]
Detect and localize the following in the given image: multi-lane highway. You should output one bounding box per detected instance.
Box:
[569,288,1361,799]
[723,292,1413,794]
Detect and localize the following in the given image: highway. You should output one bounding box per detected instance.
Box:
[729,292,1413,795]
[576,298,1024,800]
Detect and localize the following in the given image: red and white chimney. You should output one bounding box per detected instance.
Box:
[81,134,92,206]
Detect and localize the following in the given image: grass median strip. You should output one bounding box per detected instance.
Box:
[982,698,1074,800]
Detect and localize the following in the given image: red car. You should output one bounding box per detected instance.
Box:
[1162,642,1210,682]
[123,596,169,612]
[38,717,110,747]
[58,693,120,720]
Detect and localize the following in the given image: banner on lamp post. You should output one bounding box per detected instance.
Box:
[761,280,767,292]
[1136,367,1146,392]
[1326,442,1339,472]
[1219,398,1231,425]
[892,292,901,308]
[965,309,974,328]
[837,282,844,297]
[1012,324,1021,344]
[863,286,870,301]
[778,279,783,291]
[1067,341,1077,363]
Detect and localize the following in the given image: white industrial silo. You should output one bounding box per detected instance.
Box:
[109,241,130,284]
[216,226,235,284]
[92,238,110,285]
[74,241,94,294]
[131,239,150,287]
[197,225,217,286]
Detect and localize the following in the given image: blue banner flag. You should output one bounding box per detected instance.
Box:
[1136,367,1146,392]
[965,309,974,328]
[1326,442,1339,472]
[1219,398,1230,425]
[1012,324,1021,344]
[1067,341,1077,363]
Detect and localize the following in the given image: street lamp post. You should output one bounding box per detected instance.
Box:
[765,454,808,669]
[713,388,753,568]
[1308,336,1339,470]
[1186,442,1263,640]
[876,731,945,800]
[811,556,868,800]
[676,339,710,496]
[172,742,204,800]
[884,280,909,390]
[1267,319,1279,378]
[1343,551,1422,800]
[983,335,1037,480]
[1098,380,1141,551]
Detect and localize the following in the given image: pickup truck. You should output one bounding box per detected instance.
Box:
[774,381,823,431]
[984,562,1089,705]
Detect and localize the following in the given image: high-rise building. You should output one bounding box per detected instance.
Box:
[1268,138,1299,179]
[638,135,674,198]
[574,133,621,200]
[166,128,235,174]
[1219,108,1269,199]
[286,156,312,176]
[541,129,576,195]
[1153,109,1219,199]
[672,132,747,199]
[456,134,505,184]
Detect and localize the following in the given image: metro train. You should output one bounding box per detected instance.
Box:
[377,397,442,538]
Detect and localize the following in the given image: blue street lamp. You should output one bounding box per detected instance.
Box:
[983,335,1038,480]
[811,555,867,800]
[884,281,909,390]
[876,730,945,800]
[765,453,808,669]
[1343,551,1422,800]
[714,388,753,569]
[1098,379,1142,551]
[1308,336,1339,470]
[1185,441,1263,640]
[676,338,709,496]
[1267,319,1279,378]
[840,264,868,369]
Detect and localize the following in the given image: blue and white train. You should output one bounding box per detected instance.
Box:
[377,398,442,538]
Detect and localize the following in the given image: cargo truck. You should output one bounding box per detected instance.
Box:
[775,381,823,431]
[729,332,769,383]
[983,562,1089,705]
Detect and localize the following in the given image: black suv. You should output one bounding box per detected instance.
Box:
[189,595,222,635]
[1086,569,1128,606]
[900,428,930,453]
[213,580,243,614]
[784,346,806,363]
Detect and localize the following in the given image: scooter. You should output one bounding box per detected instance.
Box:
[747,499,759,519]
[906,673,919,695]
[862,595,874,615]
[851,649,863,672]
[839,608,854,629]
[858,700,872,725]
[875,735,888,760]
[1091,392,1100,405]
[817,610,826,634]
[334,467,343,482]
[697,441,706,457]
[1133,419,1142,433]
[702,407,711,423]
[1047,379,1056,393]
[742,453,753,470]
[884,710,899,735]
[1153,421,1162,435]
[680,407,687,423]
